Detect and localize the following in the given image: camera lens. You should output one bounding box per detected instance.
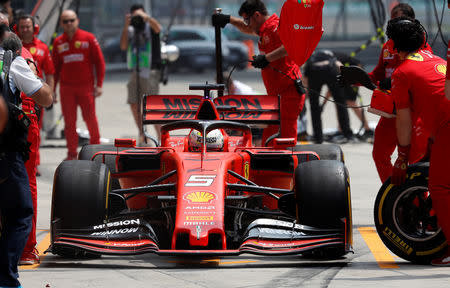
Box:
[130,15,145,33]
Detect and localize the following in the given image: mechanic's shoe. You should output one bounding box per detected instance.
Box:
[431,250,450,266]
[19,248,40,265]
[327,134,347,144]
[36,168,41,177]
[357,129,374,143]
[324,131,342,142]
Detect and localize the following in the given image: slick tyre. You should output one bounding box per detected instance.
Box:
[51,160,111,259]
[374,162,446,264]
[79,144,124,190]
[291,144,344,162]
[295,160,352,258]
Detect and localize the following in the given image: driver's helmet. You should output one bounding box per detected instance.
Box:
[188,129,224,151]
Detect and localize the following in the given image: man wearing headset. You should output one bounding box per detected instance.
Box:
[15,13,55,265]
[388,17,450,266]
[339,3,430,183]
[212,0,304,145]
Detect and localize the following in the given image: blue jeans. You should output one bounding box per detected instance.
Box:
[0,152,33,287]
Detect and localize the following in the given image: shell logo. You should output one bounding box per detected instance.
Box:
[184,191,216,204]
[435,64,447,76]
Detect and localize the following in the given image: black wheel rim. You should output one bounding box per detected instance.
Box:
[392,186,440,242]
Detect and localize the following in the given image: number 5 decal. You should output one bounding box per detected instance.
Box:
[185,175,216,187]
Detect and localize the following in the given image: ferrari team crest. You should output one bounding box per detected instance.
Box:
[407,53,424,62]
[29,47,36,54]
[75,41,81,49]
[184,191,216,204]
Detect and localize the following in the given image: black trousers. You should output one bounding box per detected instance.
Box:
[0,152,33,287]
[307,65,352,143]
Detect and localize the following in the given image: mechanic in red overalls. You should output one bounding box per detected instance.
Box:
[367,3,430,183]
[213,0,304,145]
[387,17,450,266]
[17,14,55,173]
[15,14,55,265]
[52,9,105,160]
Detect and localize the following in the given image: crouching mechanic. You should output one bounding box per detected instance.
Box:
[0,32,52,287]
[387,17,450,266]
[213,0,305,145]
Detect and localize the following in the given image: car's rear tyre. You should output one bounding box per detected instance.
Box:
[51,160,110,259]
[79,144,123,190]
[295,160,352,258]
[291,144,344,162]
[374,162,446,264]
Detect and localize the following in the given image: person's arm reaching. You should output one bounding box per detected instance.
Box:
[230,16,257,36]
[11,57,53,107]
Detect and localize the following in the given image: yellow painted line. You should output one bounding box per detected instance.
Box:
[20,232,51,270]
[358,227,399,269]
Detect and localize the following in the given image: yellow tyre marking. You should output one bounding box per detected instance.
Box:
[20,232,51,270]
[377,184,394,225]
[358,227,399,269]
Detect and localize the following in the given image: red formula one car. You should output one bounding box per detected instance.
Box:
[49,84,352,259]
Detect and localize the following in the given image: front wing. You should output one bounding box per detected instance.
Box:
[51,219,349,256]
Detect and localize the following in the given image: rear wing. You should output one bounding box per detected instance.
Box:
[143,94,280,125]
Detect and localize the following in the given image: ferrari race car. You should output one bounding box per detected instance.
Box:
[49,84,352,259]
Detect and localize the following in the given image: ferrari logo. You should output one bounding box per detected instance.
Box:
[435,64,447,76]
[29,47,36,54]
[407,53,423,62]
[244,162,249,179]
[184,191,216,204]
[75,41,81,49]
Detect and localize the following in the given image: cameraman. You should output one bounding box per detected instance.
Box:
[120,4,161,145]
[0,31,52,288]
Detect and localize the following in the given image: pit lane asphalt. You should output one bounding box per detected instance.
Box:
[23,70,450,288]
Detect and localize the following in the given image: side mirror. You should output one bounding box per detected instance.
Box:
[161,43,180,63]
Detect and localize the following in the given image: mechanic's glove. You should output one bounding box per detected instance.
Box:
[379,77,391,90]
[251,55,270,69]
[391,144,410,185]
[212,13,230,28]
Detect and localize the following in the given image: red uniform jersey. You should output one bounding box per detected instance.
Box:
[258,14,300,95]
[52,29,105,87]
[23,37,54,79]
[369,39,432,84]
[392,49,449,135]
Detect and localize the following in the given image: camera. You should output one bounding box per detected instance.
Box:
[130,15,145,34]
